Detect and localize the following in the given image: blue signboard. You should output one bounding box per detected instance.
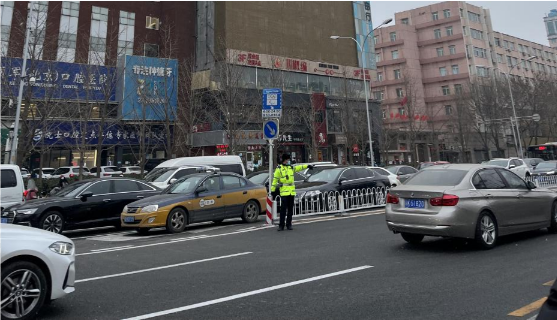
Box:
[262,88,282,118]
[117,55,178,121]
[263,119,279,140]
[31,122,171,146]
[1,57,116,101]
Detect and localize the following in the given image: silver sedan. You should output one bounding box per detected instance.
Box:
[385,164,557,249]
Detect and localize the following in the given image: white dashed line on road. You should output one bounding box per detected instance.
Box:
[76,252,253,283]
[121,265,373,320]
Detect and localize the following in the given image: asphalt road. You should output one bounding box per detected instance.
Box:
[37,210,556,320]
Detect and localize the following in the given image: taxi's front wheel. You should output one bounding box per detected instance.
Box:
[241,200,260,223]
[166,208,187,233]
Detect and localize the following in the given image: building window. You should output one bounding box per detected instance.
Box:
[497,53,503,63]
[376,53,382,63]
[518,44,523,53]
[470,29,483,40]
[1,1,14,55]
[391,50,399,59]
[373,36,378,44]
[377,72,383,82]
[436,47,444,57]
[449,45,456,55]
[466,45,470,58]
[445,105,453,115]
[462,26,467,35]
[394,69,401,79]
[439,67,447,76]
[511,57,518,66]
[454,84,463,94]
[89,6,109,65]
[495,38,501,47]
[452,65,459,74]
[507,55,512,65]
[146,16,160,30]
[442,85,450,96]
[434,29,441,39]
[468,12,481,23]
[396,88,404,98]
[509,42,515,51]
[144,43,159,57]
[401,18,409,25]
[27,1,49,60]
[460,8,464,17]
[446,26,453,36]
[118,11,135,56]
[398,108,406,116]
[443,9,451,18]
[473,46,487,59]
[432,12,439,21]
[503,40,509,49]
[382,109,387,119]
[373,91,384,100]
[58,1,79,62]
[390,32,397,42]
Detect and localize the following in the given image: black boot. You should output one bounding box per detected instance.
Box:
[277,226,285,231]
[287,225,293,230]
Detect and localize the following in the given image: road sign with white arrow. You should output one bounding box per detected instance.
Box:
[263,119,279,140]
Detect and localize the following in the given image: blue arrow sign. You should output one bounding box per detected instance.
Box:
[263,119,279,140]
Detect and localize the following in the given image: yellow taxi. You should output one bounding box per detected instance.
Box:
[121,172,267,234]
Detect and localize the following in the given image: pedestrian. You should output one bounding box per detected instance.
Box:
[271,153,313,231]
[59,176,69,188]
[25,173,38,200]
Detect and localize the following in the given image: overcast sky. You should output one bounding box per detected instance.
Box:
[371,1,555,46]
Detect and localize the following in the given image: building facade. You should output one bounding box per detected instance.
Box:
[374,1,557,164]
[546,9,557,48]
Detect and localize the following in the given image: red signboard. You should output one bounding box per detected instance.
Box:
[286,58,308,72]
[311,93,328,147]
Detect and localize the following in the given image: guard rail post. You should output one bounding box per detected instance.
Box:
[336,194,346,217]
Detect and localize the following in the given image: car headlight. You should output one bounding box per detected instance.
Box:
[304,190,322,198]
[49,241,74,255]
[16,208,38,215]
[547,171,555,175]
[140,205,159,213]
[122,205,128,213]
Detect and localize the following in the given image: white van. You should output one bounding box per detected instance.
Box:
[144,156,246,189]
[1,164,25,211]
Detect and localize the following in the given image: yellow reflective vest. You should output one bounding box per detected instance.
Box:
[271,164,308,196]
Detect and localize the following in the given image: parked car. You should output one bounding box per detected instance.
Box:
[483,158,531,178]
[523,157,545,170]
[418,161,450,170]
[1,178,160,234]
[1,164,25,211]
[144,165,219,189]
[121,166,143,175]
[386,165,419,183]
[121,172,267,234]
[50,166,91,179]
[295,166,390,212]
[152,155,246,176]
[368,166,402,187]
[90,166,124,177]
[532,161,557,176]
[20,168,30,179]
[1,224,76,319]
[32,167,56,179]
[386,164,557,249]
[247,171,306,190]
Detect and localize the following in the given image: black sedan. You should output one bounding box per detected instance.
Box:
[1,178,160,234]
[386,165,418,183]
[295,166,390,212]
[532,161,557,176]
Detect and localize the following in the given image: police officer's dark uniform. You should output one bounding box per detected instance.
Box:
[271,154,311,231]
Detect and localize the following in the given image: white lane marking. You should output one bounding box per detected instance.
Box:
[526,315,538,320]
[90,245,135,252]
[121,265,373,320]
[76,210,384,256]
[76,252,252,283]
[190,225,228,233]
[69,231,135,240]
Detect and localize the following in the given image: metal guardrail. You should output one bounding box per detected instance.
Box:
[273,187,389,220]
[526,175,557,188]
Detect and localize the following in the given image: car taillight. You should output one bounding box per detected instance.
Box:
[104,173,111,176]
[386,193,399,204]
[69,173,75,178]
[429,194,459,206]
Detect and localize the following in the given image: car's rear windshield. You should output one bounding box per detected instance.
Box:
[370,168,389,176]
[536,162,557,170]
[42,169,55,174]
[484,160,508,167]
[405,169,468,186]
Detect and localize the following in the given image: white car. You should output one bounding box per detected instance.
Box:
[121,166,143,175]
[368,167,402,187]
[1,164,25,211]
[32,168,56,179]
[50,166,90,179]
[89,166,123,177]
[20,168,30,179]
[1,224,75,319]
[483,158,531,179]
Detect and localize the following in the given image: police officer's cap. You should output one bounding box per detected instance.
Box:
[282,153,291,161]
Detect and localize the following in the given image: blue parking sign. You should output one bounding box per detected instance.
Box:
[262,88,282,118]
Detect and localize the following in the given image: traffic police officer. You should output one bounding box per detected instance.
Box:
[271,154,313,231]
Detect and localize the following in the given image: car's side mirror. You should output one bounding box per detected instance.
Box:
[169,178,177,184]
[509,164,516,169]
[80,191,93,201]
[196,186,208,194]
[526,181,537,189]
[338,177,347,185]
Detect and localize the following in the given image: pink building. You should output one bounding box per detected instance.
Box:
[374,1,557,164]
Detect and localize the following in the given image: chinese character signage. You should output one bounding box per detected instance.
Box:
[117,55,178,121]
[352,1,376,70]
[1,58,115,101]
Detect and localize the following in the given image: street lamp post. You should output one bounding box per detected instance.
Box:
[504,55,536,158]
[330,18,392,166]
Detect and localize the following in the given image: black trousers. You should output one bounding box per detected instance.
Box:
[279,195,295,228]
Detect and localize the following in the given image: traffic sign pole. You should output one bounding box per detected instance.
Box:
[266,139,274,225]
[262,89,282,226]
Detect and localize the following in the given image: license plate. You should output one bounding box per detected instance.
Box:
[405,199,425,209]
[1,218,7,223]
[124,216,135,223]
